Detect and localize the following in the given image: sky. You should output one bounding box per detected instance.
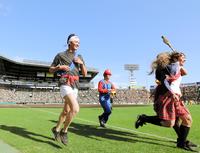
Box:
[0,0,200,89]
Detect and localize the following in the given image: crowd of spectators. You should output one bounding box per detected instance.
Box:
[0,87,62,104]
[149,83,200,104]
[0,86,150,105]
[181,84,200,104]
[1,83,199,105]
[111,88,150,104]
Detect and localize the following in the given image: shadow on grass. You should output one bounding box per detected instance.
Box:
[0,125,62,149]
[50,120,176,149]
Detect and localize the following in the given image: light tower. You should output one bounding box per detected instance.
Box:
[124,64,139,89]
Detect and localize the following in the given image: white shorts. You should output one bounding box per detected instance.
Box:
[60,85,78,99]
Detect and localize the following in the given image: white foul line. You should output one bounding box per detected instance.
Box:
[75,117,175,141]
[31,108,176,142]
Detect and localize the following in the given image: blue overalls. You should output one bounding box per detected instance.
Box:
[98,80,112,124]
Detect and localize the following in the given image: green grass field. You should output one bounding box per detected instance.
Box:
[0,105,199,153]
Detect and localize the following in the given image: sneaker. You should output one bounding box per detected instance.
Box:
[60,129,68,145]
[98,116,105,128]
[51,127,60,141]
[135,114,146,129]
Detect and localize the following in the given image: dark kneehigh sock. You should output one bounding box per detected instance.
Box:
[175,123,198,148]
[143,115,162,126]
[173,123,181,138]
[178,125,190,147]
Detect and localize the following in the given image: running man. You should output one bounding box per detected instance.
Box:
[49,34,87,145]
[98,69,116,127]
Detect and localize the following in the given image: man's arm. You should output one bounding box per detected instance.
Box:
[74,56,87,77]
[80,64,87,77]
[180,66,187,76]
[98,81,109,93]
[49,65,70,73]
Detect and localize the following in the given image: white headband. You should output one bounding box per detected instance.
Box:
[68,36,80,44]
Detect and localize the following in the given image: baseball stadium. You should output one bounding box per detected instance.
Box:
[1,1,200,152]
[0,54,200,153]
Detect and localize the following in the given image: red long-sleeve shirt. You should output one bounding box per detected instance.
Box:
[98,79,115,94]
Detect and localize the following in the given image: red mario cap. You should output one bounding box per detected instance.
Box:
[103,69,112,76]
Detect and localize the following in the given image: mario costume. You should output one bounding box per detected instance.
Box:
[98,69,115,127]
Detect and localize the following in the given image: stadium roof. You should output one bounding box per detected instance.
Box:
[0,54,99,83]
